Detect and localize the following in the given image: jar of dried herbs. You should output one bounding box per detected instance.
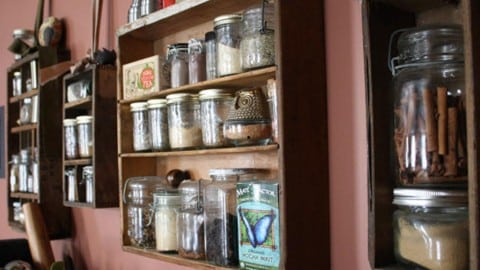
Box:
[393,188,468,270]
[390,25,466,187]
[214,14,242,77]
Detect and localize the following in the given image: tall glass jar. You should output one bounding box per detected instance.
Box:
[205,31,217,80]
[12,71,22,96]
[214,14,242,77]
[393,188,468,270]
[64,118,78,159]
[188,38,206,84]
[169,43,189,88]
[123,176,166,248]
[9,155,19,192]
[166,93,202,150]
[199,89,233,147]
[83,166,93,203]
[18,149,30,192]
[130,102,152,152]
[66,167,77,201]
[76,115,93,158]
[240,3,275,70]
[153,191,181,252]
[147,99,169,151]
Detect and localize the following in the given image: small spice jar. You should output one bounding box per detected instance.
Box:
[166,93,202,150]
[83,166,93,204]
[130,102,152,152]
[199,89,234,147]
[9,155,19,192]
[147,99,169,151]
[19,98,32,124]
[63,118,78,159]
[188,38,206,84]
[76,115,93,158]
[153,190,181,252]
[240,3,275,70]
[12,71,22,96]
[123,176,166,248]
[205,31,217,80]
[214,14,242,77]
[393,188,468,270]
[65,167,77,202]
[169,43,189,88]
[18,149,30,192]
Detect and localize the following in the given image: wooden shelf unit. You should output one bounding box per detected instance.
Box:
[117,0,329,269]
[6,47,72,239]
[62,65,118,208]
[362,0,480,268]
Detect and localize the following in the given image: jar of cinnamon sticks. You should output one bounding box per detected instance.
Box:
[391,25,466,186]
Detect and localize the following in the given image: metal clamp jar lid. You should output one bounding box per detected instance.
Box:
[393,188,467,207]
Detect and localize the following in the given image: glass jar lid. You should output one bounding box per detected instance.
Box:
[214,14,242,28]
[130,102,148,112]
[63,118,77,126]
[166,93,198,104]
[147,98,167,109]
[198,89,233,100]
[393,188,467,207]
[76,115,93,124]
[123,176,167,203]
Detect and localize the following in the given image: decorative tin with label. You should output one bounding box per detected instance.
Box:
[236,181,280,270]
[123,55,160,99]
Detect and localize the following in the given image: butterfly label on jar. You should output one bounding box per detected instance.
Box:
[236,181,280,270]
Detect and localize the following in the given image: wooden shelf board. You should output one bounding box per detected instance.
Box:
[10,192,39,200]
[64,159,92,166]
[122,246,235,270]
[63,201,94,208]
[9,89,39,103]
[11,123,37,133]
[7,52,39,72]
[120,66,276,103]
[64,96,92,110]
[377,0,458,12]
[120,144,279,158]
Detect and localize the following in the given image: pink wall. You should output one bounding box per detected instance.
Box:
[0,0,370,269]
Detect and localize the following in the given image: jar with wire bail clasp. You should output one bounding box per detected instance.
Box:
[393,188,468,270]
[63,118,78,159]
[76,115,93,158]
[169,43,189,88]
[389,25,466,187]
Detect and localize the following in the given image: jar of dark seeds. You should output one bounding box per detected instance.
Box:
[188,38,206,84]
[169,43,189,88]
[147,99,169,151]
[199,89,233,147]
[130,102,152,152]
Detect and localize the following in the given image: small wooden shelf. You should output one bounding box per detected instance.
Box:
[7,52,39,72]
[9,89,39,103]
[64,96,92,110]
[11,124,37,133]
[120,144,279,158]
[122,246,235,270]
[10,192,39,200]
[119,66,276,103]
[64,158,92,166]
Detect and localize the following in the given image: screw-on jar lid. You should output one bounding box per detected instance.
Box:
[198,89,233,100]
[166,93,198,104]
[13,71,21,76]
[147,98,167,109]
[76,115,93,124]
[214,14,242,27]
[63,118,77,126]
[393,188,467,207]
[130,102,148,112]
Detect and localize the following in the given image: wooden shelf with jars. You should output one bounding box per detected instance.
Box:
[61,65,118,208]
[117,0,329,269]
[362,0,480,268]
[6,47,71,239]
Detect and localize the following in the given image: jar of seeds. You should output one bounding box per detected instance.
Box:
[199,89,233,147]
[131,102,152,152]
[166,93,202,150]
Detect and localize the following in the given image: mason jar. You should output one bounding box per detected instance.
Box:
[188,38,206,84]
[166,93,202,150]
[169,43,189,88]
[214,14,242,77]
[147,99,169,151]
[153,191,181,252]
[199,89,233,147]
[393,188,468,270]
[76,115,93,158]
[240,3,275,70]
[64,118,78,159]
[123,176,166,248]
[130,102,152,152]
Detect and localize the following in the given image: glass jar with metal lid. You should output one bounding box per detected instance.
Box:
[123,176,167,248]
[76,115,93,158]
[393,188,468,270]
[63,118,78,159]
[166,93,202,150]
[240,2,275,70]
[147,99,169,151]
[130,102,152,152]
[188,38,206,84]
[214,14,242,77]
[169,43,189,88]
[199,89,234,148]
[153,190,181,252]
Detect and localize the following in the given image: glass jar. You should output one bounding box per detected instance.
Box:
[9,155,19,192]
[153,191,181,252]
[123,176,166,248]
[12,71,22,96]
[199,89,233,147]
[166,93,202,150]
[76,115,93,158]
[178,179,210,209]
[205,31,217,80]
[169,43,189,88]
[214,14,242,77]
[64,118,78,159]
[130,102,152,152]
[147,99,169,151]
[188,38,206,84]
[393,188,468,270]
[240,3,275,70]
[32,147,39,194]
[83,166,93,203]
[18,149,30,192]
[66,167,77,201]
[19,98,32,124]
